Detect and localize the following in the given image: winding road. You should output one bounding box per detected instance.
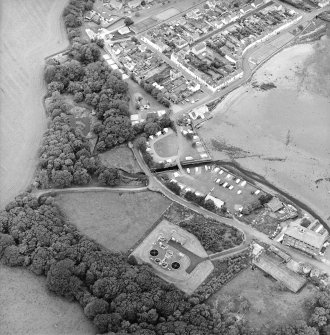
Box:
[131,146,330,275]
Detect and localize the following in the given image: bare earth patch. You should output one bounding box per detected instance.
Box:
[0,264,96,335]
[56,191,171,252]
[209,268,317,331]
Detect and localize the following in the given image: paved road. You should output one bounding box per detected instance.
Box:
[33,185,148,198]
[131,146,330,276]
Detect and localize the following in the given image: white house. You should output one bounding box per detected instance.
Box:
[205,194,224,208]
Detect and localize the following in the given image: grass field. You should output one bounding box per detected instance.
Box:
[56,191,171,252]
[153,133,178,158]
[0,0,69,209]
[99,144,142,173]
[208,268,317,331]
[0,264,96,335]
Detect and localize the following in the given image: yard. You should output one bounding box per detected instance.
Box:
[55,190,171,252]
[153,132,178,158]
[99,144,142,173]
[173,164,266,213]
[208,268,317,331]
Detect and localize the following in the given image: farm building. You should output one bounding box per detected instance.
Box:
[266,197,283,212]
[253,253,306,293]
[283,225,328,256]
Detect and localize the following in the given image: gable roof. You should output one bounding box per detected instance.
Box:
[285,226,327,249]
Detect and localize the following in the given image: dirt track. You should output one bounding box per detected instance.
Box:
[0,0,69,208]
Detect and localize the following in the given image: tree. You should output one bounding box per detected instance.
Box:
[124,17,134,26]
[204,199,216,212]
[98,168,121,186]
[84,298,109,319]
[166,181,181,195]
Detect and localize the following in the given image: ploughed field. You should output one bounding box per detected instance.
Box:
[0,0,69,209]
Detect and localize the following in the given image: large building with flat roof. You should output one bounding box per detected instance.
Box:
[283,225,328,256]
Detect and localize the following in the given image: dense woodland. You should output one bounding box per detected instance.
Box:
[2,1,329,335]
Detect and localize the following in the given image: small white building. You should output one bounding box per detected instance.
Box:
[205,194,224,208]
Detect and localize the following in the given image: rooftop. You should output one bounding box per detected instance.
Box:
[285,225,328,250]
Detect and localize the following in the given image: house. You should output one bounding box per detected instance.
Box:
[251,0,264,8]
[128,0,141,8]
[283,225,328,256]
[318,0,330,7]
[205,194,224,208]
[118,26,130,35]
[130,114,140,125]
[206,0,216,9]
[109,0,123,10]
[189,105,209,120]
[191,42,207,55]
[266,197,283,212]
[240,4,253,14]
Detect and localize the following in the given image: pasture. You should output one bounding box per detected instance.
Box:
[0,264,96,335]
[208,268,317,331]
[99,144,142,173]
[56,190,171,252]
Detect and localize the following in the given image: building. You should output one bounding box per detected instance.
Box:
[118,26,130,35]
[283,225,328,256]
[252,0,264,8]
[128,0,141,8]
[191,42,207,55]
[109,0,123,10]
[189,105,209,120]
[205,194,224,208]
[266,197,283,212]
[240,4,253,14]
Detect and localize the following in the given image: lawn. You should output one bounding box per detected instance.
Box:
[208,268,317,331]
[0,264,96,335]
[56,191,171,252]
[99,144,142,173]
[153,133,178,158]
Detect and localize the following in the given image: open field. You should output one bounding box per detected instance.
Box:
[154,7,180,21]
[56,191,171,252]
[208,268,317,331]
[153,132,178,158]
[200,39,330,226]
[0,0,69,209]
[99,144,142,173]
[0,264,96,335]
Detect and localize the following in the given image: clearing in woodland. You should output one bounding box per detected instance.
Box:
[56,191,171,252]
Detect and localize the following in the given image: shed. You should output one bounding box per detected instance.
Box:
[266,197,283,212]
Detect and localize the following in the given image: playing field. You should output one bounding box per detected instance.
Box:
[56,190,171,252]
